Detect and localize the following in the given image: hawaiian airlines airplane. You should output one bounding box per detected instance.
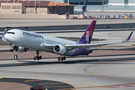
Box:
[74,0,88,14]
[2,20,133,61]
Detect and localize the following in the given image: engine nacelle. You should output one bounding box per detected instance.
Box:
[13,46,27,53]
[53,45,67,54]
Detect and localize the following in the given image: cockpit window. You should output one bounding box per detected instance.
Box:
[6,32,15,34]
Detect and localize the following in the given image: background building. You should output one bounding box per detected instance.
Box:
[1,3,25,14]
[0,0,135,11]
[64,0,108,5]
[109,0,135,5]
[64,0,135,11]
[0,1,74,15]
[107,0,135,11]
[0,1,75,19]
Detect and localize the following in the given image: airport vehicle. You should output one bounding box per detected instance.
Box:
[74,0,88,14]
[2,20,133,61]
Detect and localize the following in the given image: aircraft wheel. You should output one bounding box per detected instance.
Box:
[61,57,64,61]
[34,57,37,60]
[37,57,40,60]
[63,57,66,60]
[39,56,42,59]
[58,57,61,61]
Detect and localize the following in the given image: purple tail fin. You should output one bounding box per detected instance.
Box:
[78,20,96,44]
[82,0,88,12]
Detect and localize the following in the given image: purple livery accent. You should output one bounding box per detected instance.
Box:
[22,31,44,39]
[82,0,88,12]
[2,29,7,42]
[72,20,96,56]
[78,20,96,44]
[72,48,92,56]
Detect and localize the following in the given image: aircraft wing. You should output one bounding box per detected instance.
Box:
[88,47,135,51]
[65,31,133,50]
[42,31,133,51]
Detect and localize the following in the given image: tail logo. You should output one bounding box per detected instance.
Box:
[89,30,93,37]
[86,31,89,44]
[78,20,96,44]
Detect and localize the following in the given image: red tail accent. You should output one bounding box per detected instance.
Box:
[78,20,96,44]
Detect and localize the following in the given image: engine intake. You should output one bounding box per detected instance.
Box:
[53,45,67,54]
[13,46,27,53]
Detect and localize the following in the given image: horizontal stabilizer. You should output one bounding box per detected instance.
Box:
[87,47,135,51]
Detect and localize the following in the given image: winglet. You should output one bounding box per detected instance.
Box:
[123,31,133,42]
[2,29,7,42]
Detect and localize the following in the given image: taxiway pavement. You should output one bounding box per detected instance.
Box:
[0,19,135,90]
[0,55,135,90]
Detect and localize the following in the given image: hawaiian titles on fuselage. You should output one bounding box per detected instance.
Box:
[22,31,44,39]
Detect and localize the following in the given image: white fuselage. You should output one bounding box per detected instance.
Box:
[74,9,83,14]
[5,29,77,56]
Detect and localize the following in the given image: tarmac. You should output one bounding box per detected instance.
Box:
[0,19,135,27]
[0,19,135,90]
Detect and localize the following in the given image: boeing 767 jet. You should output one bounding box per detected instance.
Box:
[2,20,133,61]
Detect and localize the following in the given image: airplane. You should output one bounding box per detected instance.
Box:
[74,0,88,14]
[2,20,133,61]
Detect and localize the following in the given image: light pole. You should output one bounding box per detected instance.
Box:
[55,0,56,5]
[35,0,37,14]
[38,2,40,9]
[102,0,104,12]
[54,0,56,14]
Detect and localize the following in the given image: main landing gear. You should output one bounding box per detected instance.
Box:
[34,50,42,60]
[58,56,66,61]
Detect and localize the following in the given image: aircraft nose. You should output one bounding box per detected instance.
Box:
[4,34,12,41]
[4,34,9,40]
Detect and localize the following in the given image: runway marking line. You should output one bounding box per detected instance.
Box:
[85,61,135,83]
[76,83,135,89]
[82,60,135,89]
[24,79,44,82]
[45,86,74,88]
[39,83,63,85]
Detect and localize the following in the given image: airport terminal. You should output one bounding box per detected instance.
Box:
[0,0,135,18]
[1,0,135,11]
[0,0,134,19]
[0,0,135,90]
[68,0,135,11]
[20,0,135,11]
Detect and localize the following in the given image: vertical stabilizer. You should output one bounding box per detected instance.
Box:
[78,20,96,44]
[82,0,88,12]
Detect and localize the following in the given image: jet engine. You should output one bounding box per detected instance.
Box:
[53,45,67,54]
[12,46,27,53]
